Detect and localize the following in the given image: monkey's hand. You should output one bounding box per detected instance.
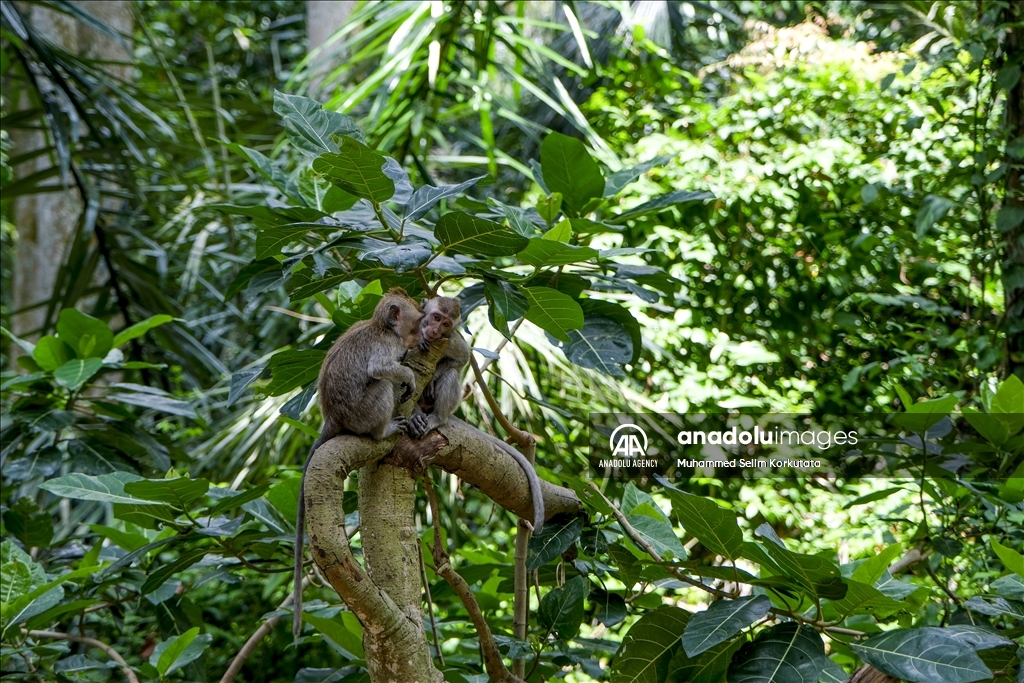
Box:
[418,338,431,353]
[422,379,436,403]
[400,382,414,404]
[409,410,429,439]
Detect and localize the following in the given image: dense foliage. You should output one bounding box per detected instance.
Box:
[1,2,1021,683]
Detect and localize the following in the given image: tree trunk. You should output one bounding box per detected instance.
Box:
[306,0,356,94]
[11,1,132,343]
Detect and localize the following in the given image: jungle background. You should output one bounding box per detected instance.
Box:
[1,1,1022,682]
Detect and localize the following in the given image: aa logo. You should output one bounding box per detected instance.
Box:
[609,424,648,457]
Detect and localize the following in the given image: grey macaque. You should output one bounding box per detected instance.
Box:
[293,288,423,638]
[408,296,546,532]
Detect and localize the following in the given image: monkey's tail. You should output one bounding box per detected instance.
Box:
[489,433,545,532]
[294,430,331,640]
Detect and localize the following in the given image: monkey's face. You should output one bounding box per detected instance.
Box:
[402,309,424,349]
[420,307,454,343]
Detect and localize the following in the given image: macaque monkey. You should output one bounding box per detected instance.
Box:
[293,288,423,638]
[408,296,546,532]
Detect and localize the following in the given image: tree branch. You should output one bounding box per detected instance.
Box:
[25,630,138,683]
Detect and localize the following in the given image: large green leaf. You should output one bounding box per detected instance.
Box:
[579,299,642,364]
[893,394,957,433]
[405,176,487,221]
[727,624,826,683]
[682,596,771,657]
[518,238,597,267]
[527,517,584,571]
[301,612,365,657]
[359,240,433,273]
[435,211,528,256]
[610,605,690,683]
[822,580,904,619]
[604,154,675,197]
[312,136,394,203]
[540,132,604,216]
[483,279,528,339]
[538,575,587,640]
[32,335,73,371]
[661,484,744,561]
[992,539,1024,578]
[266,349,325,396]
[523,286,584,343]
[56,308,113,359]
[112,314,174,347]
[40,472,160,505]
[273,91,364,155]
[850,628,992,683]
[141,547,208,595]
[626,503,687,561]
[225,142,298,199]
[561,317,633,377]
[123,478,210,508]
[611,190,714,222]
[53,358,103,390]
[667,637,743,683]
[151,627,211,676]
[297,166,357,213]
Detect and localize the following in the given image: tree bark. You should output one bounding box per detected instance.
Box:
[11,1,132,344]
[306,0,356,94]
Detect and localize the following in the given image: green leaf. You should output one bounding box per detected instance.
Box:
[527,517,584,571]
[152,627,198,675]
[32,335,74,371]
[842,487,904,510]
[56,308,113,359]
[611,190,714,222]
[484,279,528,339]
[226,142,298,199]
[301,611,365,656]
[52,358,103,390]
[297,166,356,213]
[207,484,271,517]
[626,504,687,561]
[523,287,584,343]
[580,299,642,363]
[536,192,563,225]
[611,605,690,683]
[850,628,992,683]
[993,374,1024,415]
[435,211,528,256]
[2,499,54,549]
[312,137,394,203]
[88,524,149,552]
[750,531,847,600]
[540,133,604,217]
[266,478,301,523]
[915,194,955,239]
[668,638,743,683]
[962,407,1009,446]
[996,206,1024,233]
[682,596,771,657]
[992,539,1024,579]
[728,623,826,683]
[823,579,904,619]
[604,154,675,197]
[991,574,1024,601]
[273,91,364,155]
[266,349,324,396]
[112,315,174,347]
[561,317,632,377]
[405,176,487,221]
[123,478,210,508]
[850,543,903,585]
[518,238,597,268]
[893,394,957,433]
[40,472,161,505]
[141,547,208,595]
[661,485,744,560]
[538,575,587,640]
[359,240,433,273]
[0,326,36,356]
[109,390,196,418]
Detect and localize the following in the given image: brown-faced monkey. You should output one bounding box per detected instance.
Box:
[293,288,423,639]
[408,296,546,532]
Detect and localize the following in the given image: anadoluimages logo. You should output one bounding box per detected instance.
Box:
[609,423,648,457]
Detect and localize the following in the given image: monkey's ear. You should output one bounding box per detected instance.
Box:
[388,303,401,321]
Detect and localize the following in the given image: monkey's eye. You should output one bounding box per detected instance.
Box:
[434,314,441,321]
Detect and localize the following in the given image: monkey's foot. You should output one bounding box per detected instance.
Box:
[409,412,429,439]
